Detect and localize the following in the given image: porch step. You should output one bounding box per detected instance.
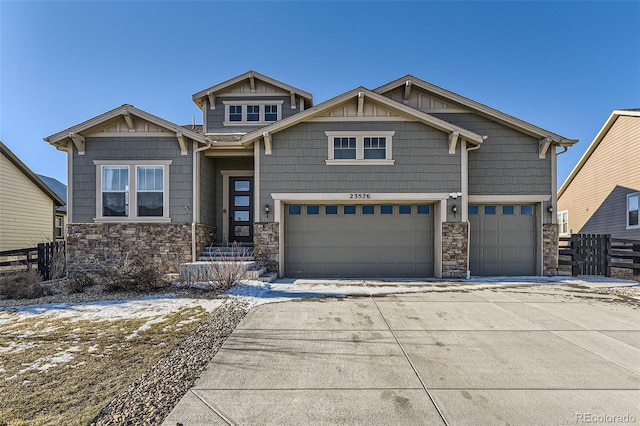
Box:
[180,260,266,282]
[198,246,255,262]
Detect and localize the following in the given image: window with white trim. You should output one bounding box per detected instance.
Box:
[557,211,569,235]
[95,161,171,221]
[325,131,395,165]
[628,193,639,228]
[223,101,283,125]
[54,215,64,239]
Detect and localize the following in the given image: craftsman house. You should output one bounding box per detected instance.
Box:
[45,71,577,278]
[558,109,640,239]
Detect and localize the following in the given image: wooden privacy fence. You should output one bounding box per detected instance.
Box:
[559,234,640,277]
[0,241,65,281]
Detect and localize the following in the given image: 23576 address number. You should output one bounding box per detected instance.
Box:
[349,193,371,199]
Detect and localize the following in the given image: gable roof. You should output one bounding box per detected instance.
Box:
[240,86,485,147]
[192,70,313,109]
[44,104,206,150]
[375,75,578,147]
[37,174,67,213]
[0,140,65,206]
[558,109,640,198]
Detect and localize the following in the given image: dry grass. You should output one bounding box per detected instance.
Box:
[0,305,211,425]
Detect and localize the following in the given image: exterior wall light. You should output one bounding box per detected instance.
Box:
[452,204,458,215]
[264,204,270,218]
[547,205,554,213]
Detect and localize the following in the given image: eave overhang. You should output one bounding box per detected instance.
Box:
[375,75,577,147]
[192,70,313,110]
[239,87,486,149]
[43,104,206,153]
[558,109,640,198]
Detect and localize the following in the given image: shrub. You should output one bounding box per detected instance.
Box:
[198,244,251,291]
[0,268,49,300]
[63,274,98,293]
[103,254,167,293]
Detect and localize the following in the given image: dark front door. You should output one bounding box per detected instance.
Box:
[229,177,254,243]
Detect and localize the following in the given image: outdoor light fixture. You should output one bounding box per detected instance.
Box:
[264,204,270,218]
[452,204,458,215]
[548,205,554,213]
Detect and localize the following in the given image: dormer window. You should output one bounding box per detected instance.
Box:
[223,101,283,125]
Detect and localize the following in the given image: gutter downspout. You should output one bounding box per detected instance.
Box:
[192,141,212,261]
[465,141,483,279]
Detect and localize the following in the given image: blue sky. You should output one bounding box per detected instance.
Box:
[1,1,638,187]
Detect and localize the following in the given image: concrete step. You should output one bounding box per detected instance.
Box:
[256,271,278,283]
[197,255,256,262]
[180,260,265,282]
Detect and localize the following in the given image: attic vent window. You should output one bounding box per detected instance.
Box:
[223,101,283,125]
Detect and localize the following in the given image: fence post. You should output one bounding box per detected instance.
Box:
[571,234,579,276]
[604,235,611,277]
[634,244,640,276]
[37,243,46,280]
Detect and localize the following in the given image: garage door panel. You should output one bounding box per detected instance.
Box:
[469,204,536,276]
[285,204,433,278]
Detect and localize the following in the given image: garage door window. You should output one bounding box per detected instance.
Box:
[484,206,497,215]
[468,205,479,215]
[418,205,430,214]
[502,205,515,215]
[381,205,393,214]
[288,205,301,215]
[362,205,375,215]
[521,205,534,215]
[307,205,320,215]
[344,205,356,214]
[399,205,412,214]
[325,205,338,214]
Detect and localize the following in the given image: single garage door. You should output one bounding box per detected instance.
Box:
[285,203,434,278]
[469,204,536,276]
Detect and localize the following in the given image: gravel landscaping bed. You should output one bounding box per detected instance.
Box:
[89,297,249,426]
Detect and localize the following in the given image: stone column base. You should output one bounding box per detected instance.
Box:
[442,222,468,278]
[254,222,279,273]
[543,223,559,276]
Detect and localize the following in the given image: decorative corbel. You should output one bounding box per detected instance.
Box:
[249,74,255,92]
[122,111,135,131]
[176,132,188,156]
[539,137,552,159]
[207,92,215,110]
[290,91,296,109]
[404,80,412,102]
[357,92,365,117]
[69,132,85,155]
[448,131,460,154]
[263,132,272,155]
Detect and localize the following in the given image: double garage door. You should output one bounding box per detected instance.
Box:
[285,203,434,278]
[469,204,537,276]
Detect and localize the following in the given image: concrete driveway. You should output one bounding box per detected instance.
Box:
[164,283,640,425]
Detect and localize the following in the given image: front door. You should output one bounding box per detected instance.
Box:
[229,177,254,243]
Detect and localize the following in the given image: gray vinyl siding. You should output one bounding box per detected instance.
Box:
[214,157,254,243]
[205,96,301,134]
[72,136,193,223]
[200,156,216,226]
[578,186,640,239]
[432,113,551,195]
[259,121,461,222]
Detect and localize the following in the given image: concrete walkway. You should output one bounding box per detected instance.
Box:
[164,282,640,425]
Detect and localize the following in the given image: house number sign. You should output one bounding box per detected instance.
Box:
[349,193,371,199]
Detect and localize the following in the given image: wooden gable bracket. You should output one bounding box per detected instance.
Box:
[69,132,85,155]
[290,91,297,109]
[122,111,135,131]
[207,92,215,110]
[249,74,255,92]
[176,132,188,156]
[448,131,460,154]
[357,92,365,117]
[263,132,272,155]
[539,137,552,159]
[404,80,412,102]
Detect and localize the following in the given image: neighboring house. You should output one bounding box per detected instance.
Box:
[44,71,577,278]
[0,141,65,251]
[558,109,640,239]
[37,175,68,241]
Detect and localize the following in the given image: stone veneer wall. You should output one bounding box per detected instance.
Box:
[66,223,215,276]
[254,222,279,273]
[442,222,468,278]
[543,223,559,276]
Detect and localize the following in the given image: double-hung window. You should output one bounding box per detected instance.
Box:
[223,101,283,125]
[325,131,395,165]
[628,193,639,228]
[95,161,171,221]
[557,211,569,235]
